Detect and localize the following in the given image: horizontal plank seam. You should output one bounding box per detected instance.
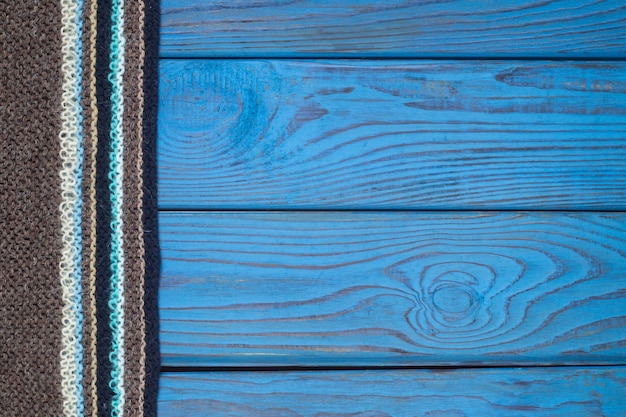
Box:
[159,56,626,61]
[161,364,626,373]
[158,208,626,214]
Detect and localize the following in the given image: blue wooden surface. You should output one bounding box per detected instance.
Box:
[160,0,626,58]
[157,1,626,414]
[158,60,626,210]
[160,211,626,367]
[159,367,626,416]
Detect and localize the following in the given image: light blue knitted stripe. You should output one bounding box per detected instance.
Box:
[72,0,85,415]
[108,0,126,414]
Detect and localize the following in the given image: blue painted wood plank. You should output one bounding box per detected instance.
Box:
[160,0,626,58]
[159,211,626,367]
[158,60,626,210]
[159,367,626,416]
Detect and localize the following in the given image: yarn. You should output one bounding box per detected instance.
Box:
[59,0,85,413]
[0,1,160,416]
[107,0,127,414]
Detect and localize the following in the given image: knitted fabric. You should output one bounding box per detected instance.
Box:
[0,1,160,416]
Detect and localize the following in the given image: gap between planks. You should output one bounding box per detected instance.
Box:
[159,56,626,62]
[160,363,624,374]
[158,208,626,214]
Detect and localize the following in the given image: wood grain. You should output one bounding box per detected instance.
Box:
[158,60,626,210]
[160,211,626,367]
[160,0,626,58]
[159,367,626,416]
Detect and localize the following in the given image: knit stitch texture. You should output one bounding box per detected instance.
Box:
[0,1,160,416]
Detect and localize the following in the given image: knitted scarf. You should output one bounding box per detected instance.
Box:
[0,1,160,416]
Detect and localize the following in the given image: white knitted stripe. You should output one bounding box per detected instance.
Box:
[59,0,83,415]
[109,0,127,414]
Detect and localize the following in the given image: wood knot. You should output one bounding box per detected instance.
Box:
[432,285,475,315]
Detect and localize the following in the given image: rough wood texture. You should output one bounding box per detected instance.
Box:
[160,211,626,367]
[160,0,626,58]
[158,60,626,210]
[159,367,626,416]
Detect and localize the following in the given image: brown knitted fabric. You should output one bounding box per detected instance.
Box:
[0,1,64,416]
[123,1,150,415]
[0,1,160,416]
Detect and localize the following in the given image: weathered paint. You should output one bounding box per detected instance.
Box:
[159,367,626,416]
[157,1,626,412]
[160,0,626,58]
[159,211,626,367]
[158,60,626,210]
